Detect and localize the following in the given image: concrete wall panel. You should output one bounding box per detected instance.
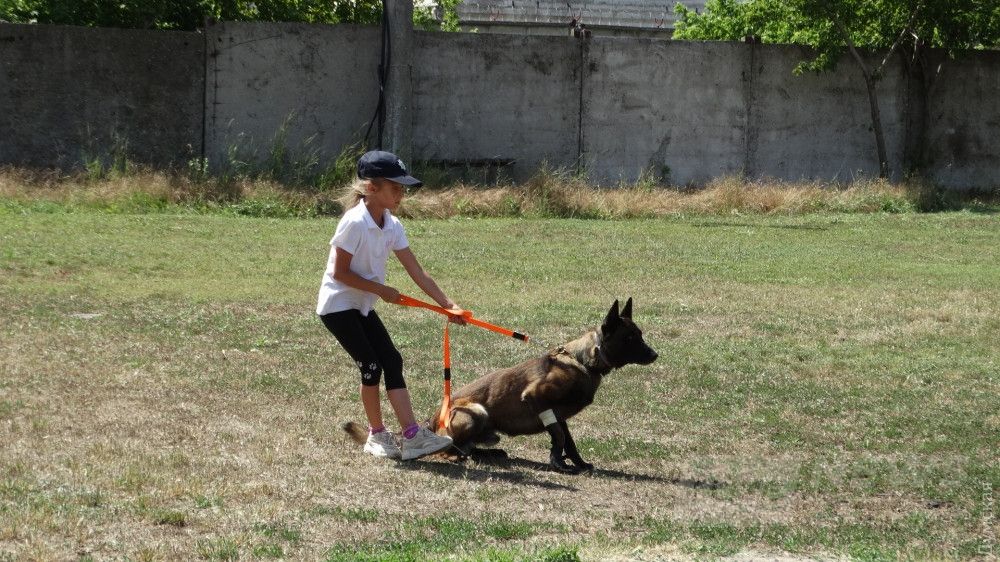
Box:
[0,24,203,168]
[583,39,747,186]
[413,32,581,180]
[204,22,380,171]
[750,44,907,182]
[924,50,1000,191]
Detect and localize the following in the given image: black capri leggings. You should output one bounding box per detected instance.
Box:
[320,309,405,390]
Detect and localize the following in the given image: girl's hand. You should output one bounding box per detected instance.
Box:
[445,303,468,325]
[380,286,401,304]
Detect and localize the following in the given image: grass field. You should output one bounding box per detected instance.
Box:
[1,203,998,560]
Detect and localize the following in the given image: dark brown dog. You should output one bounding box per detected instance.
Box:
[346,298,657,473]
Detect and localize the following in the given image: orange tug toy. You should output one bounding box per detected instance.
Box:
[393,294,528,431]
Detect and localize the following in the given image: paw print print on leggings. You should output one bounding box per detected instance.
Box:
[358,360,380,381]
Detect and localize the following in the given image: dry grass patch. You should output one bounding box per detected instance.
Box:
[7,164,996,219]
[400,174,915,219]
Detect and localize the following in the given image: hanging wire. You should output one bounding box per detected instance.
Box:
[363,0,391,150]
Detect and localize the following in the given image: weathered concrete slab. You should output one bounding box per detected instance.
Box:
[0,24,203,169]
[582,39,747,186]
[750,44,907,183]
[413,31,581,181]
[204,22,380,172]
[924,49,1000,191]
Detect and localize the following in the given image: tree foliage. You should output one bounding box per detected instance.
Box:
[673,0,998,178]
[414,0,462,32]
[0,0,461,31]
[674,0,999,73]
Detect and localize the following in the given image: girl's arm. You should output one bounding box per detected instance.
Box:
[394,247,465,320]
[331,247,399,303]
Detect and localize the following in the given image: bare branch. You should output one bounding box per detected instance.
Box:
[877,2,923,75]
[834,18,872,80]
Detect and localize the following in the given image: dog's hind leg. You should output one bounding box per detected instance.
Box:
[559,420,593,472]
[445,403,490,456]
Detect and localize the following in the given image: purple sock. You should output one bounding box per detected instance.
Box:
[369,425,386,435]
[403,423,420,439]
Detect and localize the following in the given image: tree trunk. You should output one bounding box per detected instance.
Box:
[838,19,891,179]
[862,72,891,179]
[902,42,939,176]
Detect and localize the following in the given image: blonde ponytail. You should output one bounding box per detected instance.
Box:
[338,178,370,214]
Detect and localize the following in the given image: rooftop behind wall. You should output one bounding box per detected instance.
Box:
[458,1,707,29]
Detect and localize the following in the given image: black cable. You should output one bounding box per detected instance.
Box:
[380,4,391,149]
[363,0,390,150]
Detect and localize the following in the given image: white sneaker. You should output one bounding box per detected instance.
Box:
[363,431,401,459]
[401,427,453,461]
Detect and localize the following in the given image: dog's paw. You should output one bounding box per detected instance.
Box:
[552,463,582,475]
[549,455,582,474]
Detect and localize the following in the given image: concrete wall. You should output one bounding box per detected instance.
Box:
[565,38,911,186]
[1,22,997,189]
[0,24,203,168]
[749,44,907,183]
[413,32,581,179]
[583,39,747,185]
[204,22,380,172]
[924,49,1000,191]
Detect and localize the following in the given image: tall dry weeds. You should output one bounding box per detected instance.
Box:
[3,165,990,218]
[401,172,918,219]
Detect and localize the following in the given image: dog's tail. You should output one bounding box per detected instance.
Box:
[341,421,368,445]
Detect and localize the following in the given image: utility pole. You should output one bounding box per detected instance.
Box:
[384,0,413,163]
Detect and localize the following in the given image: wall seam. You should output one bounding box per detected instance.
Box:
[577,38,586,175]
[200,25,208,163]
[743,41,757,180]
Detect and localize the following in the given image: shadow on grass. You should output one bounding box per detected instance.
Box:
[597,468,727,491]
[395,455,580,491]
[398,448,727,492]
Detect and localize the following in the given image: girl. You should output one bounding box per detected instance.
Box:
[317,150,461,461]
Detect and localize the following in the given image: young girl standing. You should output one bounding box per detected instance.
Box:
[317,150,460,461]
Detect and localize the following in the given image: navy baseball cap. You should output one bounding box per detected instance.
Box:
[357,150,422,187]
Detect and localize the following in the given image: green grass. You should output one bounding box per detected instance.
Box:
[323,514,557,562]
[1,203,998,560]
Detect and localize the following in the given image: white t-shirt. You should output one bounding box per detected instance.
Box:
[316,201,409,316]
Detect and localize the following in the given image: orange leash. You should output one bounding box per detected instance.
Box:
[396,294,528,341]
[439,320,452,431]
[395,294,529,430]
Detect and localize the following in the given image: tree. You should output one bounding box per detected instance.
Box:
[674,0,1000,178]
[0,0,462,31]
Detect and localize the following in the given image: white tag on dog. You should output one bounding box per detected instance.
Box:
[539,409,557,426]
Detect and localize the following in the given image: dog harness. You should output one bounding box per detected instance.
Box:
[393,294,529,430]
[553,332,616,377]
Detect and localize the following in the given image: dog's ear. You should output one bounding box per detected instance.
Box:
[621,297,633,319]
[603,299,620,331]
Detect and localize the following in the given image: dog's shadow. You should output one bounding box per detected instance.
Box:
[396,452,579,491]
[398,448,727,492]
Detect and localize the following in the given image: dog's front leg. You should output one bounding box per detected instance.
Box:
[559,420,593,472]
[539,409,579,474]
[523,384,580,474]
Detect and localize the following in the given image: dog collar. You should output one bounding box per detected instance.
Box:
[592,345,616,372]
[553,345,604,377]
